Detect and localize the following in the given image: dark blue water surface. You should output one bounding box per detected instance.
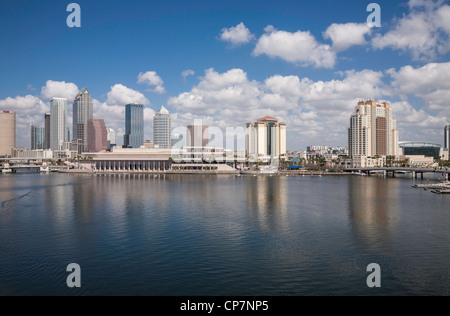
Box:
[0,172,449,296]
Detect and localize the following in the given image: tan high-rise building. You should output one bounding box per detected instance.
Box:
[0,111,16,157]
[87,119,107,153]
[348,100,398,157]
[246,116,287,161]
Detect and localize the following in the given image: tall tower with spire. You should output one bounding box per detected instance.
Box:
[153,106,172,148]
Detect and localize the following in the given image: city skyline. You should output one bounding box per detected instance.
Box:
[2,99,450,155]
[0,0,449,150]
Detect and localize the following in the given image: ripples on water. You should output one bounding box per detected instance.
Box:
[0,172,449,296]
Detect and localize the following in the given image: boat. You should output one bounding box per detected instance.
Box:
[352,171,367,176]
[39,162,50,173]
[259,159,279,175]
[1,163,13,174]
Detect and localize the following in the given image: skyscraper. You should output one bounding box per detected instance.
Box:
[246,116,287,160]
[50,98,68,152]
[0,111,16,157]
[44,113,51,149]
[445,125,450,150]
[348,100,399,157]
[123,104,144,148]
[106,128,116,150]
[153,106,172,148]
[87,119,108,153]
[73,88,93,153]
[31,125,45,150]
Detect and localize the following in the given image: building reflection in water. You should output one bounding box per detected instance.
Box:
[348,177,400,252]
[0,175,19,225]
[71,175,97,223]
[246,176,288,232]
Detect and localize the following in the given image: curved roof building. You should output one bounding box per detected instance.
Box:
[399,141,441,157]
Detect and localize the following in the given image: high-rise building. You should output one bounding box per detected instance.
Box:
[44,113,51,149]
[31,125,45,150]
[123,104,144,148]
[87,119,108,153]
[348,100,399,157]
[50,98,69,152]
[246,116,287,160]
[187,123,209,147]
[0,111,16,157]
[445,125,450,150]
[106,128,116,150]
[153,106,172,148]
[73,88,93,153]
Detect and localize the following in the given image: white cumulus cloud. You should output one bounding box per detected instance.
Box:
[137,71,166,94]
[372,1,450,60]
[323,23,371,52]
[106,84,150,106]
[220,22,255,46]
[181,69,195,79]
[253,25,336,68]
[40,80,79,101]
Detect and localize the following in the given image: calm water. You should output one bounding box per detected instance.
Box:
[0,172,449,296]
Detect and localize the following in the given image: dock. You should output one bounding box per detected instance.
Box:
[413,181,450,192]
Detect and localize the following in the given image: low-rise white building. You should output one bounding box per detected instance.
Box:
[398,155,434,167]
[351,155,384,168]
[12,148,54,159]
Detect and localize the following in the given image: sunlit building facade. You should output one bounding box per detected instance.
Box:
[153,106,172,148]
[348,100,398,157]
[246,116,287,161]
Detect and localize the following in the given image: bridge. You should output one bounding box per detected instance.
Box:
[345,167,450,180]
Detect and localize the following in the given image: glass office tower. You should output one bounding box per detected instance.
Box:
[31,125,45,150]
[50,98,68,152]
[123,104,144,148]
[73,88,93,153]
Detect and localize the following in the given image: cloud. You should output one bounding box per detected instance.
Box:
[137,71,166,94]
[391,101,447,142]
[253,25,336,68]
[387,62,450,113]
[106,84,150,106]
[372,1,450,60]
[181,69,195,79]
[40,80,79,101]
[219,22,255,46]
[323,23,371,52]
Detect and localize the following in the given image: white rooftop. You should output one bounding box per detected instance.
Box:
[157,106,170,115]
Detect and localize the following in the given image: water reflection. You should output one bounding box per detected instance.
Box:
[348,177,400,252]
[71,175,96,223]
[246,176,288,231]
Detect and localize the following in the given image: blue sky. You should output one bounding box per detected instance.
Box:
[0,0,449,149]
